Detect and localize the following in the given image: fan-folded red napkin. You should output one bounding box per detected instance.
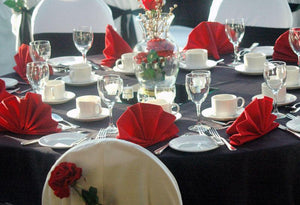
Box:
[0,79,13,101]
[273,30,298,63]
[183,21,233,60]
[0,92,61,135]
[13,44,53,83]
[116,103,179,147]
[101,25,133,68]
[226,96,279,146]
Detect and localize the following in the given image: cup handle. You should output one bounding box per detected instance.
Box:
[237,97,245,108]
[115,59,122,69]
[96,103,102,115]
[172,103,180,114]
[69,70,74,80]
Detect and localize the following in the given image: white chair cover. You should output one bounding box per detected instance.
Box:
[169,25,193,51]
[208,0,293,28]
[42,139,182,205]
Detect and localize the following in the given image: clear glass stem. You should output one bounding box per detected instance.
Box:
[298,55,300,66]
[272,91,280,115]
[196,102,202,126]
[108,104,114,128]
[82,51,87,63]
[233,44,239,63]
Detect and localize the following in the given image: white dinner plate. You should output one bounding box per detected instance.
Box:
[42,91,76,104]
[113,64,135,75]
[67,107,109,122]
[179,60,217,70]
[61,74,100,86]
[48,56,83,67]
[38,132,87,149]
[235,64,263,75]
[169,134,219,152]
[202,107,244,121]
[252,46,274,56]
[286,117,300,132]
[252,93,297,106]
[1,77,18,88]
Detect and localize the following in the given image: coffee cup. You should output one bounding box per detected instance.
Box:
[146,99,180,115]
[261,82,286,103]
[43,80,65,100]
[211,94,245,117]
[185,49,208,69]
[244,52,266,71]
[286,65,299,86]
[69,63,92,83]
[115,52,135,72]
[76,95,102,118]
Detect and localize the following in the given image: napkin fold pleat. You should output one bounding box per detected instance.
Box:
[0,79,13,101]
[184,21,233,60]
[101,25,133,68]
[117,103,179,147]
[272,30,298,63]
[226,97,278,146]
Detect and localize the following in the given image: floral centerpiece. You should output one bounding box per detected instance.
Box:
[134,0,179,102]
[48,162,101,205]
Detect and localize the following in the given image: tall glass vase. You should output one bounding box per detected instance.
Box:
[133,13,179,102]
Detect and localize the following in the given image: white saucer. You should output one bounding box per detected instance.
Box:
[202,107,244,121]
[172,111,182,121]
[235,64,263,75]
[42,91,76,104]
[38,132,87,149]
[169,134,219,152]
[179,60,217,70]
[252,46,274,56]
[48,56,82,67]
[113,65,135,75]
[61,73,100,86]
[1,77,18,88]
[252,93,297,106]
[286,80,300,90]
[66,107,109,122]
[286,117,300,132]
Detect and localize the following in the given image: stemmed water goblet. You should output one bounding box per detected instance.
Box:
[29,40,51,62]
[26,61,50,94]
[73,26,94,63]
[289,27,300,66]
[185,71,210,132]
[154,83,176,104]
[97,74,123,134]
[263,61,287,119]
[225,18,245,66]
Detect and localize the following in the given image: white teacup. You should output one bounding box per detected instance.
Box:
[146,99,180,115]
[244,52,266,71]
[286,65,299,86]
[115,52,135,72]
[261,82,286,103]
[69,63,92,83]
[43,80,65,100]
[185,49,208,69]
[76,95,102,118]
[211,94,245,117]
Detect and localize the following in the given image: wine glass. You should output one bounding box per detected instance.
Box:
[73,26,94,63]
[154,83,176,104]
[26,61,50,94]
[185,71,210,132]
[29,40,51,62]
[288,27,300,66]
[263,61,287,119]
[97,74,123,134]
[225,18,245,66]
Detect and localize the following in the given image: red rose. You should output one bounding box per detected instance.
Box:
[48,162,82,198]
[142,0,162,10]
[135,52,148,64]
[147,38,175,52]
[157,50,174,57]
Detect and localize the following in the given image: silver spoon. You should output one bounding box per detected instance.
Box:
[52,113,79,129]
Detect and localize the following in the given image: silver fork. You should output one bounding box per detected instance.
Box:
[286,113,297,120]
[96,128,107,139]
[198,126,224,145]
[209,128,237,151]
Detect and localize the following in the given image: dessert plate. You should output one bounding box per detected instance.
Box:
[67,107,109,122]
[1,77,18,88]
[252,94,297,106]
[42,91,75,104]
[202,107,244,121]
[38,132,87,149]
[61,73,100,86]
[286,117,300,132]
[48,56,82,67]
[179,60,217,70]
[169,134,219,152]
[235,64,263,75]
[113,65,135,75]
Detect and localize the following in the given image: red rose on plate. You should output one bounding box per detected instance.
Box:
[48,162,82,198]
[142,0,163,10]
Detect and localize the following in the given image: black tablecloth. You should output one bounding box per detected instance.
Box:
[1,56,300,205]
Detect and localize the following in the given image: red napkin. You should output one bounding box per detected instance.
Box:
[0,79,13,101]
[13,44,54,83]
[226,96,279,146]
[116,103,179,147]
[273,30,298,63]
[0,92,61,135]
[183,21,233,60]
[101,25,133,68]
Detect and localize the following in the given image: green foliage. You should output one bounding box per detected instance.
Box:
[82,186,101,205]
[4,0,25,12]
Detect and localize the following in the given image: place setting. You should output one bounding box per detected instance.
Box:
[113,52,136,75]
[235,52,266,75]
[42,79,75,104]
